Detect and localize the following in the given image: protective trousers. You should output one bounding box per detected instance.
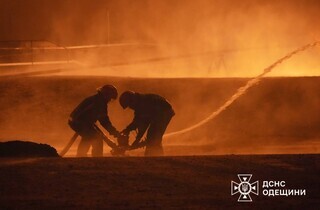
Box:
[69,121,103,157]
[145,113,173,156]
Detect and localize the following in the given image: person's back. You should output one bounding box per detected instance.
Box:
[134,93,175,121]
[70,94,106,128]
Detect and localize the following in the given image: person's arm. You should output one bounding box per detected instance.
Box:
[131,122,149,147]
[121,110,140,135]
[99,114,120,138]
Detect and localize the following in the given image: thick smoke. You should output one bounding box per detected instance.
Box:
[1,0,320,77]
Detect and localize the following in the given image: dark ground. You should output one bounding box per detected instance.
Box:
[0,154,319,209]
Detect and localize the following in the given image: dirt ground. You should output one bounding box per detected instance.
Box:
[0,154,319,209]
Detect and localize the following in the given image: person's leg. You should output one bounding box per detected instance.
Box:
[77,137,91,157]
[145,115,172,156]
[91,137,103,157]
[77,125,102,157]
[145,143,164,156]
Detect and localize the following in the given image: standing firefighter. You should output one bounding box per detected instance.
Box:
[120,91,175,156]
[68,85,121,157]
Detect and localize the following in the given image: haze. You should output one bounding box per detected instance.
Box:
[0,0,319,77]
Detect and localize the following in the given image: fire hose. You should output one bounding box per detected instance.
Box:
[59,124,127,157]
[59,133,79,156]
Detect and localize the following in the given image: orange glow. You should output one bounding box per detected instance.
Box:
[1,0,319,77]
[1,0,320,156]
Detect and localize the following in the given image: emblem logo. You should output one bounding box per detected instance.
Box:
[231,174,259,202]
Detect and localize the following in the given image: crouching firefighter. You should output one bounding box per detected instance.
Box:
[119,91,175,156]
[68,85,122,157]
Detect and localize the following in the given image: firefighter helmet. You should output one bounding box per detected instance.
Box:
[119,91,136,109]
[97,85,118,100]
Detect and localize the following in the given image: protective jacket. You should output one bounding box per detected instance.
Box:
[69,93,119,137]
[123,93,175,141]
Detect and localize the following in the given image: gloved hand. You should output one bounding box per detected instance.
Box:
[117,134,129,148]
[120,129,130,136]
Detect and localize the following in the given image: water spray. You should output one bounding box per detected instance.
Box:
[164,41,320,138]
